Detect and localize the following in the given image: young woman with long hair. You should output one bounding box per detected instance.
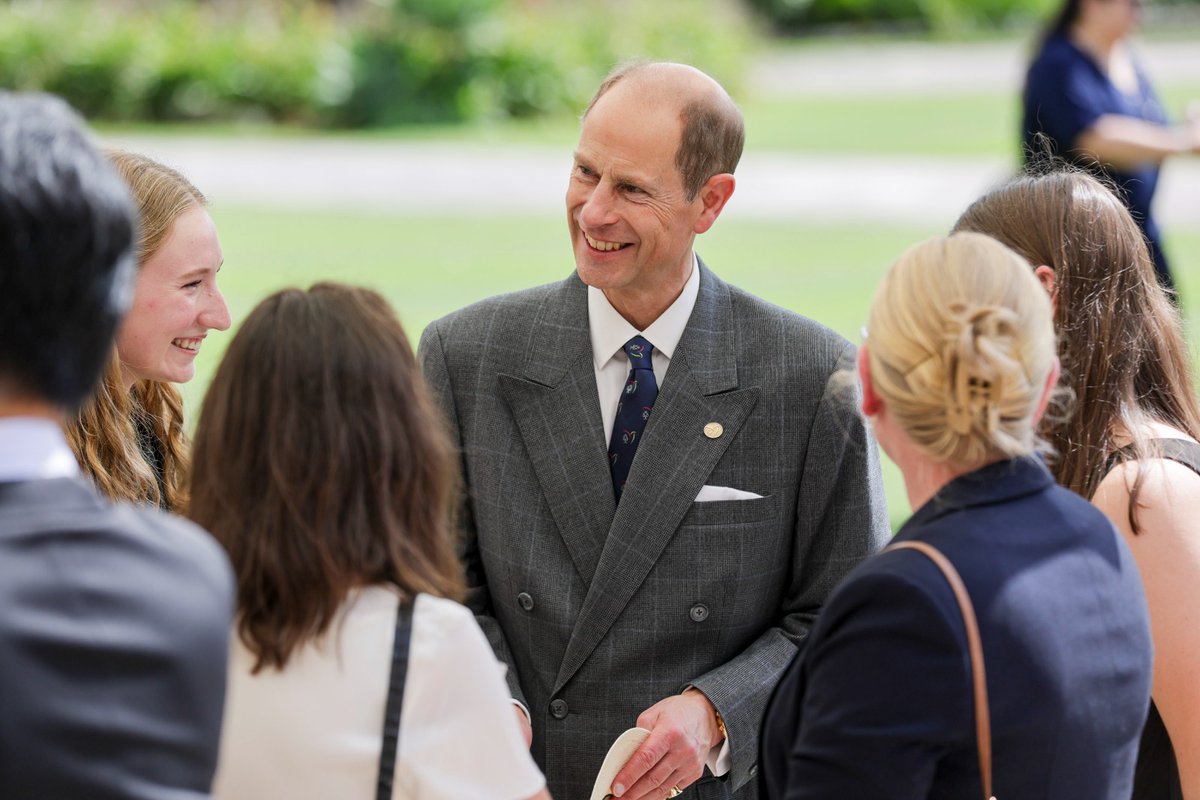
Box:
[67,150,230,511]
[956,169,1200,799]
[192,283,549,800]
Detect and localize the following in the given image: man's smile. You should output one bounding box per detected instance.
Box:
[584,232,631,252]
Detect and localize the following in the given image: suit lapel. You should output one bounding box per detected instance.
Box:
[497,275,616,585]
[554,262,761,692]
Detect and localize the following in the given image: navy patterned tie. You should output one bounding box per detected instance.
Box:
[608,336,658,501]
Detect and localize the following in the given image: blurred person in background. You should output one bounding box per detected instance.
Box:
[67,150,231,512]
[192,283,550,800]
[1023,0,1200,292]
[758,233,1152,799]
[0,92,234,800]
[956,168,1200,800]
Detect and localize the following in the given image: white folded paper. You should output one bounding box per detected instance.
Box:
[589,727,652,800]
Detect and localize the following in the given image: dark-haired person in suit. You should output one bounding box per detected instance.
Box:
[419,62,889,800]
[0,92,235,799]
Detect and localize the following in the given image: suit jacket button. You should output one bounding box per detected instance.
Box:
[749,764,758,777]
[689,603,710,623]
[517,592,534,611]
[550,699,569,719]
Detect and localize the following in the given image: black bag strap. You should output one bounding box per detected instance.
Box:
[376,596,415,800]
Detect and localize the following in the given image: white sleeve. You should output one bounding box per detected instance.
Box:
[396,595,546,800]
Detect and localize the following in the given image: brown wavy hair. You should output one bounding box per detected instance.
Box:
[189,283,465,672]
[66,150,204,511]
[954,169,1200,529]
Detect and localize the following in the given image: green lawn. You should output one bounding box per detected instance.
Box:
[98,82,1200,159]
[200,206,1200,529]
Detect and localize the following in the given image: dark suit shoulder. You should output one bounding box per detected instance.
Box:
[0,477,234,615]
[0,477,234,797]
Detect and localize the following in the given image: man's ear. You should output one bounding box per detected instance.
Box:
[693,173,735,235]
[1034,265,1059,313]
[858,346,882,417]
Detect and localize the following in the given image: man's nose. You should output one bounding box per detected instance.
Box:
[579,183,618,229]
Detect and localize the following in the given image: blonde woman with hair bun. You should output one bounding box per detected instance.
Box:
[758,232,1153,799]
[66,150,231,512]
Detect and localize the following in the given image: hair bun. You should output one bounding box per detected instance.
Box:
[943,302,1020,436]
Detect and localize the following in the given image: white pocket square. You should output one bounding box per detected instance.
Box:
[695,485,763,502]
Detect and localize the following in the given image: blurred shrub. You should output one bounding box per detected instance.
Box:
[746,0,1058,33]
[0,0,749,128]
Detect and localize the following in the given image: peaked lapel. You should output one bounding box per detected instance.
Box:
[554,262,761,692]
[497,274,616,586]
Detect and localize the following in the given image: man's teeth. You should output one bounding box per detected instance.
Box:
[585,233,627,252]
[173,338,201,352]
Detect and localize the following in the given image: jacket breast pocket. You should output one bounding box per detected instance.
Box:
[680,493,780,527]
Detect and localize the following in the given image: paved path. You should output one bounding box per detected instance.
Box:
[103,135,1200,230]
[104,37,1200,230]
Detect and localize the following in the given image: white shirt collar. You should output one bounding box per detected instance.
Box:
[0,417,81,482]
[588,253,701,370]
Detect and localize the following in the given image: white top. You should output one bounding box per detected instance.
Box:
[589,253,700,446]
[214,589,546,800]
[0,417,80,482]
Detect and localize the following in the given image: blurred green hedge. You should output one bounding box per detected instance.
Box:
[0,0,750,128]
[746,0,1057,33]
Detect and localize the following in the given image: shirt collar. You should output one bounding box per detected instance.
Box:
[588,253,701,370]
[0,416,80,482]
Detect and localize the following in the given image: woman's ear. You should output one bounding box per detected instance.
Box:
[1033,356,1061,424]
[858,346,882,417]
[1034,265,1059,314]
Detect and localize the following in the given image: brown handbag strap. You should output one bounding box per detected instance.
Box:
[887,540,995,800]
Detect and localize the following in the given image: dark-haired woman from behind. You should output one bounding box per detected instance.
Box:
[191,283,549,800]
[956,169,1200,800]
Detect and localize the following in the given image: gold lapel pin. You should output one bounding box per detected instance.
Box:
[703,422,723,439]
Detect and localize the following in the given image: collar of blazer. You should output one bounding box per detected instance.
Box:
[899,455,1055,535]
[497,259,762,694]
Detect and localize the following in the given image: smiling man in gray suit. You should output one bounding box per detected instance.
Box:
[419,62,889,800]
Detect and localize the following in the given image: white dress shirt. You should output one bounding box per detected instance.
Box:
[586,254,732,777]
[0,417,79,482]
[589,254,701,447]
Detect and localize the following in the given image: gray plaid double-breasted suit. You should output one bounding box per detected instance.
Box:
[418,260,890,799]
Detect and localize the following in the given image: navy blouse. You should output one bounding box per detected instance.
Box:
[1023,34,1172,288]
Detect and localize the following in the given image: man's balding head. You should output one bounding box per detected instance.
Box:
[584,62,744,201]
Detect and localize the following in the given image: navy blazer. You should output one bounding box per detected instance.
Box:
[759,457,1152,800]
[0,477,235,799]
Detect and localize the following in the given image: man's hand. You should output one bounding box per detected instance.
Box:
[610,689,724,799]
[514,704,533,748]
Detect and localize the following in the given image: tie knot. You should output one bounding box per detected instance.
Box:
[624,336,654,364]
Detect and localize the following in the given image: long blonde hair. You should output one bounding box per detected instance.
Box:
[66,150,206,512]
[866,232,1057,469]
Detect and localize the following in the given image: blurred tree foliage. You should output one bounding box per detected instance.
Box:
[745,0,1199,33]
[0,0,751,127]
